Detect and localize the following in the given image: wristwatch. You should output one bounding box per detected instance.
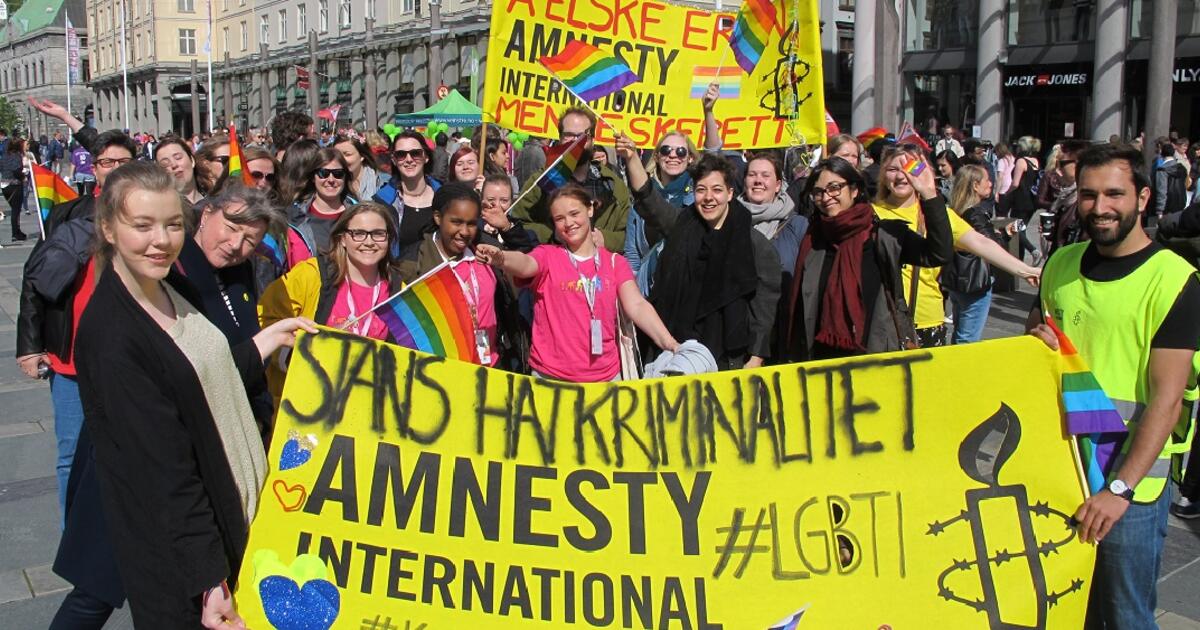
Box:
[1108,479,1134,501]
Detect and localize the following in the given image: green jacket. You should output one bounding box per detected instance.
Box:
[509,164,631,253]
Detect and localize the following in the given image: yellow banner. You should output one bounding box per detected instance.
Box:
[481,0,827,149]
[236,330,1094,629]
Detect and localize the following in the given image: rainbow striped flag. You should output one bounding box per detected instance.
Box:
[539,40,640,102]
[227,124,255,186]
[537,134,589,196]
[371,262,478,363]
[30,163,78,227]
[728,0,781,74]
[1047,317,1128,494]
[691,67,742,99]
[256,232,288,272]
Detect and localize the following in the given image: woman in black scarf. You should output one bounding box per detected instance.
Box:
[780,157,953,361]
[617,134,781,370]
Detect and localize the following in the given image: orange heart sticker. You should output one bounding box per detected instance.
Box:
[272,480,308,512]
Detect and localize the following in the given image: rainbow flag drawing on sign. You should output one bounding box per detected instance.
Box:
[691,67,742,99]
[536,134,589,196]
[31,163,79,225]
[369,262,478,363]
[227,124,255,186]
[728,0,781,74]
[539,40,640,102]
[1047,317,1128,494]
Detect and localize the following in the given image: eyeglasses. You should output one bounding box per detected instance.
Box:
[250,171,277,183]
[95,157,133,168]
[658,146,689,159]
[810,181,849,199]
[391,149,426,161]
[315,168,347,180]
[211,155,230,165]
[560,131,590,143]
[345,229,389,242]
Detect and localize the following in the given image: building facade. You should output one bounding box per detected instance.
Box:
[0,0,92,139]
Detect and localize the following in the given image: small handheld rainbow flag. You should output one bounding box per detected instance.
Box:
[30,163,79,238]
[364,262,478,363]
[728,0,781,74]
[539,40,640,103]
[1047,316,1128,494]
[691,67,742,99]
[256,231,289,272]
[537,134,589,196]
[226,124,255,186]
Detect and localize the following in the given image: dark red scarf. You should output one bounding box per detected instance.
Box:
[792,202,875,352]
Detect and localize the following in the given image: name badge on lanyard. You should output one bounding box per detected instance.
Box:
[570,251,604,356]
[346,282,383,337]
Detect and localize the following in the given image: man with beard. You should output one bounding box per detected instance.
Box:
[1027,143,1200,630]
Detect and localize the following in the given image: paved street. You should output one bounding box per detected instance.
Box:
[0,228,1195,628]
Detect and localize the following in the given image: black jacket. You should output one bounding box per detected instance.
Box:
[63,263,265,626]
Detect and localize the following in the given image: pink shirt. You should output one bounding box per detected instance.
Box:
[286,227,314,269]
[327,278,391,341]
[448,258,499,367]
[524,245,633,382]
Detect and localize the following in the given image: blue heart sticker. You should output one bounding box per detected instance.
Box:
[259,576,340,630]
[278,439,312,471]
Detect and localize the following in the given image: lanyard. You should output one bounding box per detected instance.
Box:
[567,249,601,318]
[345,281,383,337]
[434,237,483,327]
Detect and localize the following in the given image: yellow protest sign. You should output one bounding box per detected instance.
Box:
[236,330,1094,629]
[481,0,827,149]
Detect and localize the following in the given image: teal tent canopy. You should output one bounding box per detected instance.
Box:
[393,90,483,127]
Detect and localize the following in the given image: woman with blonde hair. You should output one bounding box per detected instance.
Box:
[625,130,698,275]
[1004,135,1044,263]
[827,133,865,168]
[874,143,1039,347]
[943,164,1005,343]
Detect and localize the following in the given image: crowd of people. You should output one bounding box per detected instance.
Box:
[8,84,1200,629]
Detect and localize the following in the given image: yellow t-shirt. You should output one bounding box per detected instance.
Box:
[872,200,974,329]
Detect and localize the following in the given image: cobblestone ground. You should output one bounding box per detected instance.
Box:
[0,211,1195,628]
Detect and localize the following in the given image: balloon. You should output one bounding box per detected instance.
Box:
[381,124,401,141]
[507,131,530,151]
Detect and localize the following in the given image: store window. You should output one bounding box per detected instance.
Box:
[1130,0,1200,38]
[1008,0,1094,46]
[905,0,978,51]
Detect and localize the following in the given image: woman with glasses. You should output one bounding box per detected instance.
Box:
[194,135,231,195]
[874,144,1039,348]
[779,157,952,362]
[373,130,442,252]
[333,133,382,200]
[154,137,205,206]
[623,131,697,278]
[285,147,357,267]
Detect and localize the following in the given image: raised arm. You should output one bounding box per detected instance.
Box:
[28,97,85,133]
[702,83,722,152]
[957,229,1041,286]
[476,243,539,279]
[894,159,954,268]
[615,133,650,193]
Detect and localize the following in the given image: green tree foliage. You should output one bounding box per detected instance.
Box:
[0,96,23,136]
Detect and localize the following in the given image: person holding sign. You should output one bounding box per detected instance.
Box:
[618,137,781,371]
[398,182,532,370]
[874,144,1040,348]
[477,185,678,382]
[779,156,952,361]
[59,162,316,628]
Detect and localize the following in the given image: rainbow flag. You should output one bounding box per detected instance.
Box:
[256,231,288,272]
[227,124,255,186]
[691,66,742,99]
[1047,317,1128,494]
[537,134,589,196]
[856,127,889,149]
[31,163,79,227]
[372,262,478,363]
[539,40,640,102]
[728,0,780,74]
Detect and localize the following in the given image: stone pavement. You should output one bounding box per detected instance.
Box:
[0,233,1194,628]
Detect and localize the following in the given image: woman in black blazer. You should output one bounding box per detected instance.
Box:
[53,161,315,628]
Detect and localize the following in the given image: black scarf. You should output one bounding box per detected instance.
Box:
[650,199,758,361]
[172,238,261,345]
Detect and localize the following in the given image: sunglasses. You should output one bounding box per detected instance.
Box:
[392,149,426,161]
[315,168,347,179]
[250,171,277,183]
[211,155,230,165]
[95,157,134,168]
[658,146,689,159]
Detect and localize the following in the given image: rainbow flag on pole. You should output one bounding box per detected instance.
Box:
[31,162,79,228]
[1047,317,1128,494]
[539,40,640,102]
[691,67,742,99]
[536,134,589,196]
[728,0,781,74]
[226,124,255,186]
[369,262,478,363]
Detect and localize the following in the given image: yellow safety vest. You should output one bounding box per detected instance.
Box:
[1042,243,1198,503]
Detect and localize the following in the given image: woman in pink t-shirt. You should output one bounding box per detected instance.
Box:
[478,185,679,382]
